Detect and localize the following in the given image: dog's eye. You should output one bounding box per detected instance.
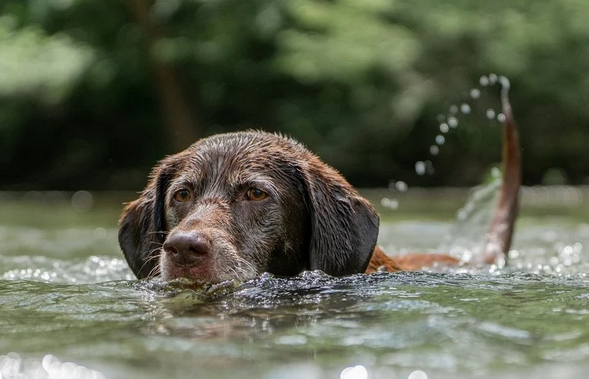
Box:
[246,188,268,201]
[173,189,192,202]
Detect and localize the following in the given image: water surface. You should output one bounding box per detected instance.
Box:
[1,188,589,379]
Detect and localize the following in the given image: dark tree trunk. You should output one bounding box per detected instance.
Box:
[127,0,198,152]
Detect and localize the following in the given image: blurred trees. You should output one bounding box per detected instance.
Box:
[1,0,588,190]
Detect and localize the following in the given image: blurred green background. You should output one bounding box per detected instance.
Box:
[1,0,588,190]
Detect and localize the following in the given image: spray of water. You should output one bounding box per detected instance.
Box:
[438,75,516,263]
[384,74,514,262]
[386,73,510,191]
[437,168,502,262]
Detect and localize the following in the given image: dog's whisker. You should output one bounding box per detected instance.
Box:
[232,256,257,281]
[138,250,162,278]
[147,261,161,278]
[147,230,169,236]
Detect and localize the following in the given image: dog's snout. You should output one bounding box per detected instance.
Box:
[163,231,211,266]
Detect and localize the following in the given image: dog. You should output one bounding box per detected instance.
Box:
[118,95,520,283]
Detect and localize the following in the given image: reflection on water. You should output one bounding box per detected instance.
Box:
[1,189,589,379]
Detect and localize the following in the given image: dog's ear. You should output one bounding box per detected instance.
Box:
[299,157,379,276]
[118,156,179,279]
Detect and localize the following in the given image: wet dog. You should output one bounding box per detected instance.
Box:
[119,95,520,283]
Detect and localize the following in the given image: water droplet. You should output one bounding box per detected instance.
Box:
[437,114,446,122]
[415,161,426,175]
[449,105,458,114]
[71,190,94,212]
[388,180,396,191]
[479,75,489,86]
[489,73,498,85]
[408,370,429,379]
[508,250,520,259]
[340,365,368,379]
[435,135,445,145]
[389,199,399,210]
[486,109,496,119]
[549,256,560,266]
[381,198,399,210]
[395,181,408,192]
[460,103,471,114]
[499,75,510,90]
[497,113,506,122]
[42,354,58,372]
[429,145,439,156]
[93,227,107,239]
[470,88,481,99]
[439,123,449,133]
[425,160,435,174]
[448,117,458,128]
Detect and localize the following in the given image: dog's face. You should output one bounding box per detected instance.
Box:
[118,131,379,283]
[156,134,311,282]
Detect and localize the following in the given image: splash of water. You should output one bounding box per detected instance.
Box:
[386,72,513,246]
[424,73,510,170]
[437,168,502,262]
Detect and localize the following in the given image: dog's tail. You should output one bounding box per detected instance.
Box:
[366,80,521,273]
[479,81,521,264]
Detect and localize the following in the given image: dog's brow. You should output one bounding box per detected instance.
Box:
[231,175,279,196]
[170,176,193,187]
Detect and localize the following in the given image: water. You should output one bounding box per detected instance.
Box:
[418,74,509,183]
[1,188,589,379]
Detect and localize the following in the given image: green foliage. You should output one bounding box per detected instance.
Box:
[1,0,588,189]
[0,18,94,103]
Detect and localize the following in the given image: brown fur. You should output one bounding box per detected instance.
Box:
[119,132,379,282]
[119,94,520,282]
[365,247,461,273]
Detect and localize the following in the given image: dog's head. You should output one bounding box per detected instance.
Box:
[118,131,379,282]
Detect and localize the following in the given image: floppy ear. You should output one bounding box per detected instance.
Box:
[118,157,178,279]
[299,158,379,276]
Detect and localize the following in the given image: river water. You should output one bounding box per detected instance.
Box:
[1,186,589,379]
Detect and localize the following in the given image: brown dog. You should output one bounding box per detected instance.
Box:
[118,95,520,282]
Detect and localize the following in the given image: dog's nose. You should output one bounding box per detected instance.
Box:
[163,231,210,266]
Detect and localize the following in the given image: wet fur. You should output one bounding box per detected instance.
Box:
[119,94,520,281]
[119,132,379,282]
